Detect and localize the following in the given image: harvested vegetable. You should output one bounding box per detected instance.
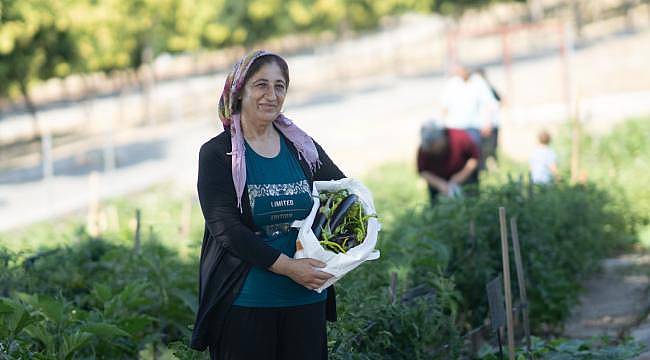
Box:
[312,189,377,253]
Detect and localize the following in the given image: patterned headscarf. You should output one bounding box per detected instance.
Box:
[218,50,321,211]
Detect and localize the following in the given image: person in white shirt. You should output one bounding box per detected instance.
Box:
[529,130,559,184]
[440,64,499,146]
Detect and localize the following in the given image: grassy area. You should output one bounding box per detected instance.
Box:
[556,116,650,247]
[0,183,205,255]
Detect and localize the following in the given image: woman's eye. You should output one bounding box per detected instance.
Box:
[275,85,285,92]
[256,83,266,88]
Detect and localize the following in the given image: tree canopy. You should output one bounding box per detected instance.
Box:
[0,0,522,100]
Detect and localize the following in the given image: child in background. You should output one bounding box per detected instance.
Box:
[529,130,558,184]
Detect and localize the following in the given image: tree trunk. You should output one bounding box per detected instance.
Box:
[81,75,95,128]
[527,0,544,22]
[19,80,41,143]
[624,0,635,32]
[571,0,583,39]
[140,43,155,126]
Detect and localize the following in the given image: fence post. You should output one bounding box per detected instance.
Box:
[103,115,116,174]
[41,127,55,219]
[560,21,575,123]
[570,93,582,183]
[41,128,53,180]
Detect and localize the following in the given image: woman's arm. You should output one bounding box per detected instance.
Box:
[197,142,281,269]
[270,254,332,290]
[198,140,333,289]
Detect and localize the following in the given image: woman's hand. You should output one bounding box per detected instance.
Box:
[270,254,333,290]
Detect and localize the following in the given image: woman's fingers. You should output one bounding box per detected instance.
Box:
[289,258,334,289]
[308,280,326,290]
[312,270,333,280]
[307,258,326,268]
[300,271,330,290]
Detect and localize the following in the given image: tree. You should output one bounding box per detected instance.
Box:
[0,0,76,139]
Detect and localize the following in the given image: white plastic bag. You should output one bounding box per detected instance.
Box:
[291,178,381,293]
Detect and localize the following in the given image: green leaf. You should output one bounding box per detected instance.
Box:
[62,331,92,359]
[80,322,131,338]
[92,283,113,304]
[118,315,154,336]
[0,298,15,314]
[37,296,65,325]
[170,288,198,314]
[25,324,55,353]
[4,299,41,337]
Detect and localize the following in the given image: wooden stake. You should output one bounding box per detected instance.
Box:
[498,207,515,360]
[469,220,476,244]
[497,328,505,360]
[87,171,100,237]
[510,217,532,358]
[134,209,141,255]
[107,205,120,231]
[389,272,397,304]
[180,196,192,244]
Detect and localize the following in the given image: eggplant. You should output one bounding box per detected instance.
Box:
[346,236,358,250]
[312,195,334,240]
[330,234,348,245]
[311,212,327,239]
[328,233,358,252]
[328,194,358,233]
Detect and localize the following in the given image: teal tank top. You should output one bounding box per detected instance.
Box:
[233,135,327,307]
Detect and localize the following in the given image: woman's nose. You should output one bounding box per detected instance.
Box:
[264,87,276,100]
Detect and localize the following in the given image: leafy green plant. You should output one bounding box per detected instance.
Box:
[1,231,198,358]
[0,294,134,359]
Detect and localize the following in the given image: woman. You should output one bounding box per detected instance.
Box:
[190,50,345,360]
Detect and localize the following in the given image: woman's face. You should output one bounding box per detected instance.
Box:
[240,61,287,125]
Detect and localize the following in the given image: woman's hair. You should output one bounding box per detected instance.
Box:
[233,54,290,113]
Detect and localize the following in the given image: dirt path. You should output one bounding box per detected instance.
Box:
[562,254,650,356]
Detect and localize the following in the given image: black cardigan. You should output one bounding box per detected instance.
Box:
[190,129,345,351]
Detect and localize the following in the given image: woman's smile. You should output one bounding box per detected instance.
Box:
[258,103,277,111]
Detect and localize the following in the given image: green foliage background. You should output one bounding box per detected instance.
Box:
[0,0,524,100]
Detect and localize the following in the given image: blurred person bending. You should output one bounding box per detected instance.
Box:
[417,121,480,204]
